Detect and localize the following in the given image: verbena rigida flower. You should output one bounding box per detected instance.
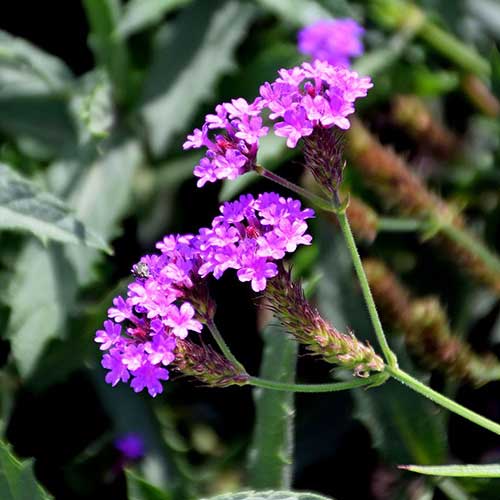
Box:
[185,61,372,189]
[95,234,205,397]
[95,193,313,395]
[197,193,314,292]
[298,19,365,67]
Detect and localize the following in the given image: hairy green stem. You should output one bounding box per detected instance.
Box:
[255,165,334,212]
[248,373,388,392]
[335,205,399,368]
[206,319,387,393]
[206,318,247,373]
[386,365,500,435]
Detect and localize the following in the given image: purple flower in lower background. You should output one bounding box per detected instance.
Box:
[115,433,145,462]
[298,18,364,67]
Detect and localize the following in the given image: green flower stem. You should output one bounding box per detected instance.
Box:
[206,318,247,373]
[248,373,388,393]
[255,165,333,212]
[206,319,389,393]
[335,206,399,368]
[386,365,500,435]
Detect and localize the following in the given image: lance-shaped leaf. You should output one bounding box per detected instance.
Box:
[140,0,256,156]
[400,463,500,478]
[0,29,72,97]
[126,470,172,500]
[117,0,192,38]
[0,440,52,499]
[0,163,110,251]
[247,320,298,489]
[203,491,335,500]
[5,135,143,377]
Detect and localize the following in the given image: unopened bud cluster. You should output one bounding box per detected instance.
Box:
[265,265,384,377]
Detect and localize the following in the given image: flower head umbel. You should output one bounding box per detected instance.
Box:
[96,234,205,397]
[298,19,364,67]
[197,193,315,292]
[260,60,372,148]
[186,61,371,187]
[96,193,313,395]
[183,99,268,187]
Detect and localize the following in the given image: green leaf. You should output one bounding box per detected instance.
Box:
[0,163,110,251]
[203,491,335,500]
[254,0,333,27]
[0,440,52,499]
[247,320,298,489]
[82,0,129,102]
[117,0,192,37]
[62,136,142,286]
[140,0,256,156]
[400,464,500,478]
[71,71,114,140]
[126,470,172,500]
[0,30,72,97]
[5,241,78,377]
[5,135,142,376]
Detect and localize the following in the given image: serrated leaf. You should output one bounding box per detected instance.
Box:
[254,0,333,27]
[117,0,192,37]
[5,135,142,376]
[400,464,500,478]
[126,470,172,500]
[0,440,52,499]
[0,163,110,251]
[63,136,142,285]
[247,321,297,489]
[203,491,335,500]
[140,0,256,156]
[0,30,72,97]
[6,241,78,377]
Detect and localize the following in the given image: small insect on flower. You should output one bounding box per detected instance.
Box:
[132,262,149,279]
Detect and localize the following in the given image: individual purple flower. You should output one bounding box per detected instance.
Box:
[115,433,145,461]
[184,98,268,187]
[130,364,170,397]
[95,320,122,351]
[298,18,364,67]
[259,60,372,149]
[102,350,130,387]
[164,303,203,339]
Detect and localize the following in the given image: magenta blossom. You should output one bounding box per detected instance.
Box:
[298,18,364,67]
[259,60,372,149]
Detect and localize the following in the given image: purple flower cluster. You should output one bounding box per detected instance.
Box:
[184,61,372,187]
[198,193,314,292]
[259,60,372,148]
[95,235,204,397]
[96,193,314,395]
[298,19,364,67]
[184,98,268,187]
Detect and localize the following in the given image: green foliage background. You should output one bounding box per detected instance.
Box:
[2,0,500,499]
